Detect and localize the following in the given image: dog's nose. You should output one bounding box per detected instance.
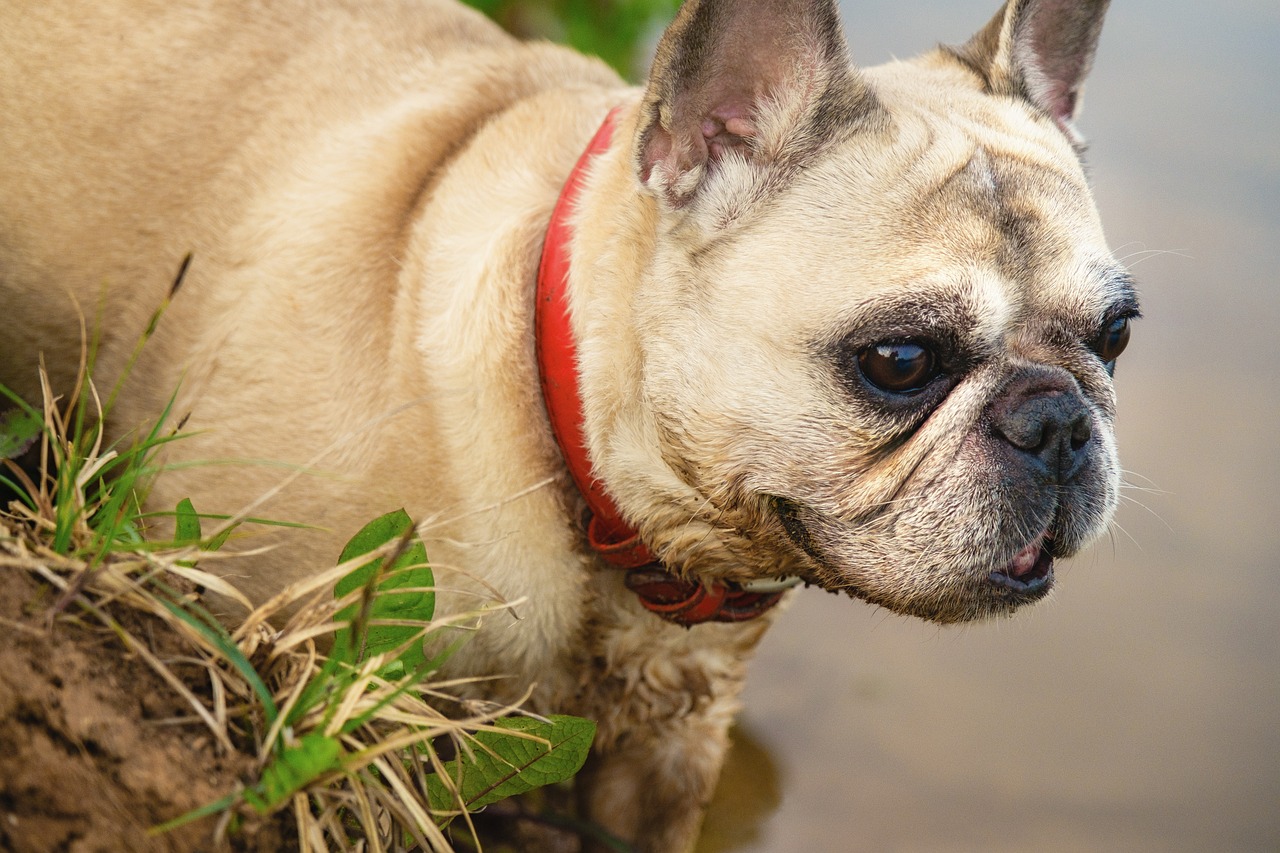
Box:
[990,371,1093,484]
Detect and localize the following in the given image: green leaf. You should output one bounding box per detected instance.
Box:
[333,509,434,675]
[173,497,201,567]
[0,406,42,461]
[169,497,239,556]
[426,715,596,816]
[242,733,344,814]
[205,523,237,552]
[174,497,202,544]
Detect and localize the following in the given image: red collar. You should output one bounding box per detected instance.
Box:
[534,108,787,627]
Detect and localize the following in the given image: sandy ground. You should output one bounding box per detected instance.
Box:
[0,569,294,853]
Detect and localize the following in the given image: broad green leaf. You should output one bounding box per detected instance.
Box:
[174,497,202,544]
[243,733,344,814]
[426,715,596,815]
[173,498,201,567]
[332,509,434,674]
[0,406,42,460]
[170,497,239,556]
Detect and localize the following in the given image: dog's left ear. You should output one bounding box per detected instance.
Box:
[635,0,878,209]
[954,0,1111,145]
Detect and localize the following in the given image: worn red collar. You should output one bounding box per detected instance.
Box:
[534,108,787,627]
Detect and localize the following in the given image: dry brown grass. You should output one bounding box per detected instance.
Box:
[0,363,595,852]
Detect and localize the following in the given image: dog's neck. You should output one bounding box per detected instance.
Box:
[535,108,653,569]
[535,108,791,627]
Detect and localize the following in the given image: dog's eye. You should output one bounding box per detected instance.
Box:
[1091,316,1132,365]
[857,341,939,394]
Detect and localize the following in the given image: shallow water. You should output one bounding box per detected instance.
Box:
[700,2,1280,850]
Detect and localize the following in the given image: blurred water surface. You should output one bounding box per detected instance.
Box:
[700,2,1280,850]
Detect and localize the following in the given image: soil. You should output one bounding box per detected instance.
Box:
[0,569,294,853]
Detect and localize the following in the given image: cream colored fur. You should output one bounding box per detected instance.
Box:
[0,0,1128,849]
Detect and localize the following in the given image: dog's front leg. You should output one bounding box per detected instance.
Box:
[577,699,737,853]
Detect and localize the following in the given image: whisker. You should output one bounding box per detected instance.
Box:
[1106,516,1141,549]
[1112,244,1192,267]
[1118,483,1167,496]
[1116,493,1175,535]
[1119,468,1166,491]
[676,480,734,552]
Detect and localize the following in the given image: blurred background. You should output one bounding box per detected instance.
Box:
[472,1,1280,850]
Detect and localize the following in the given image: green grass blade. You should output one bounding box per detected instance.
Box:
[148,792,238,836]
[155,597,278,725]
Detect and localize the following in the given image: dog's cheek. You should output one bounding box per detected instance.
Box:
[906,440,1046,562]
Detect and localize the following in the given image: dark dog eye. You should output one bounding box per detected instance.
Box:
[857,341,939,393]
[1091,316,1132,365]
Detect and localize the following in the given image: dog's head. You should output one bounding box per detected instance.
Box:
[576,0,1135,623]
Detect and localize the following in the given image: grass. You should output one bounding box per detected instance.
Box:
[0,319,601,850]
[461,0,680,79]
[1,492,591,850]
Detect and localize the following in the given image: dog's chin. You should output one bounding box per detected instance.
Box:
[770,496,1063,624]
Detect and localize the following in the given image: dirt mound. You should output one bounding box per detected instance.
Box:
[0,570,292,853]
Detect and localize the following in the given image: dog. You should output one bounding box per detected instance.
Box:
[0,0,1134,849]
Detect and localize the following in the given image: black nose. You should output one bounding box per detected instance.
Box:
[990,371,1093,484]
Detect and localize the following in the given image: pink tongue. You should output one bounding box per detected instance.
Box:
[1008,541,1041,578]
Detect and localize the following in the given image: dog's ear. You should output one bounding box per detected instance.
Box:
[635,0,877,209]
[955,0,1111,145]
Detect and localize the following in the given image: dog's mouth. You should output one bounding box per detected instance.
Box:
[771,496,1057,612]
[988,531,1054,597]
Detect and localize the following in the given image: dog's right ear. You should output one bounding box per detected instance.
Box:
[635,0,878,210]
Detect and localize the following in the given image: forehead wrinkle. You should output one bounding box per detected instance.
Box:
[950,152,1100,295]
[897,122,978,204]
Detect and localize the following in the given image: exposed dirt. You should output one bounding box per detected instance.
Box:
[0,569,294,853]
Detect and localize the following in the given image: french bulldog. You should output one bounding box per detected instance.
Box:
[0,0,1134,849]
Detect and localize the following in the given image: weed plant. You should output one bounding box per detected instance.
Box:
[0,305,601,851]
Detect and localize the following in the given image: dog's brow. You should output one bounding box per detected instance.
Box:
[1099,268,1141,314]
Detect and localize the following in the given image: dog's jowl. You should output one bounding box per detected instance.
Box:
[0,0,1133,849]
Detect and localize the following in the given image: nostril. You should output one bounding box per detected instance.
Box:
[1069,413,1092,452]
[989,375,1093,483]
[992,393,1063,454]
[991,399,1052,453]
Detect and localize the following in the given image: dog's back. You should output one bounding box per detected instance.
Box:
[0,0,629,676]
[0,0,614,406]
